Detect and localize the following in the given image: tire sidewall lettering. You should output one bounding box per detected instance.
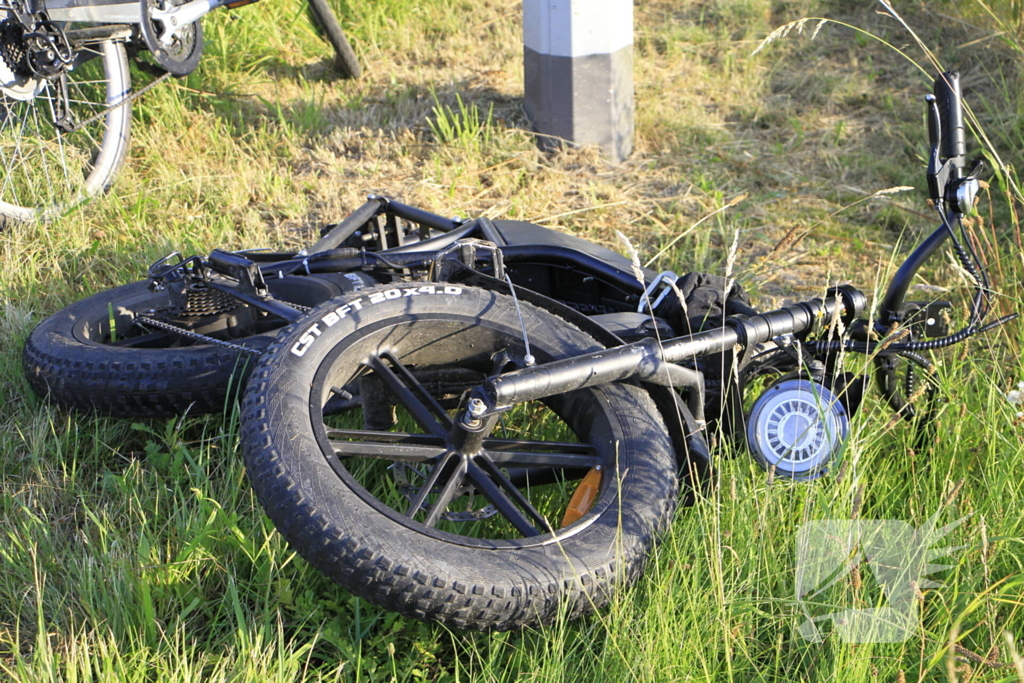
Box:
[290,286,462,357]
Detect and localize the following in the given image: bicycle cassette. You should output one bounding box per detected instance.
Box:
[747,378,849,480]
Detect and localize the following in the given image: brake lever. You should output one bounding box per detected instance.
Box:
[925,94,948,207]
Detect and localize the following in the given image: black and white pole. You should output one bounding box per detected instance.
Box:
[523,0,634,163]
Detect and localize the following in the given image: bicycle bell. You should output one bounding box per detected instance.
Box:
[747,378,849,480]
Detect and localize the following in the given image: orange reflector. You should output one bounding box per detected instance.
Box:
[560,467,602,528]
[226,0,259,8]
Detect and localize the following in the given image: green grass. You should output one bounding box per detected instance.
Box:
[3,0,1024,680]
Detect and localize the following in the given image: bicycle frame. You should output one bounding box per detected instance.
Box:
[41,0,242,37]
[140,69,1011,480]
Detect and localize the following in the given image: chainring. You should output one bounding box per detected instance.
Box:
[139,0,203,76]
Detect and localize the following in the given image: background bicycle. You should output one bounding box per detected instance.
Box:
[0,0,359,227]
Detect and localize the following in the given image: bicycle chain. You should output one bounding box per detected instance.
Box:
[63,70,173,133]
[136,315,263,355]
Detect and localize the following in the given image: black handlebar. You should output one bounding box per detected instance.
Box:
[477,287,865,410]
[934,70,965,168]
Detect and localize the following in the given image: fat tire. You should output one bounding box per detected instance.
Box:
[306,0,362,79]
[23,280,274,417]
[241,284,678,630]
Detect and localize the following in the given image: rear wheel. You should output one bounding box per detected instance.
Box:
[241,284,678,630]
[0,30,131,224]
[23,274,355,416]
[23,280,273,416]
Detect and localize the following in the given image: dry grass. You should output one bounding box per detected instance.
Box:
[0,0,1002,313]
[3,1,1024,680]
[75,0,1019,301]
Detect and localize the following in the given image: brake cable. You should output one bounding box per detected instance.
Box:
[503,274,535,368]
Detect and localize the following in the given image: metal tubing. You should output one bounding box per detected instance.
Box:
[205,282,304,323]
[481,292,851,409]
[304,197,387,256]
[476,217,507,245]
[306,251,432,274]
[877,224,949,326]
[383,221,482,254]
[483,337,664,408]
[387,201,462,233]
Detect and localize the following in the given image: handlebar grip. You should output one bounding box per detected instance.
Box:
[933,70,965,161]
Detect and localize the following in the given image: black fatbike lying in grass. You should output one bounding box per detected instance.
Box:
[23,71,1013,630]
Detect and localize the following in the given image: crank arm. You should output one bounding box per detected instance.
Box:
[148,0,232,46]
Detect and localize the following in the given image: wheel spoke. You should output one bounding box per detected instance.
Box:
[328,439,447,462]
[0,38,129,220]
[465,457,545,537]
[324,428,445,446]
[484,438,594,454]
[422,456,468,527]
[378,351,454,429]
[481,450,600,468]
[482,438,598,468]
[365,354,448,437]
[405,452,458,518]
[108,330,178,347]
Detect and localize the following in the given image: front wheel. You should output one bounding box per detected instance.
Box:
[0,35,131,225]
[241,284,679,630]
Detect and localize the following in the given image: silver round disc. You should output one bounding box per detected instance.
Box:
[747,378,848,480]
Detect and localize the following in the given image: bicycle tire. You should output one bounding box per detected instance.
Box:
[306,0,361,79]
[0,36,131,225]
[241,284,678,630]
[23,280,276,416]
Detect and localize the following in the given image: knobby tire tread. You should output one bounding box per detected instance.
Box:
[23,280,272,417]
[240,285,679,630]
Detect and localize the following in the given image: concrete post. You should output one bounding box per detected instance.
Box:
[523,0,634,162]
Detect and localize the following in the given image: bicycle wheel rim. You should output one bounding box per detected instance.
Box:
[0,36,131,223]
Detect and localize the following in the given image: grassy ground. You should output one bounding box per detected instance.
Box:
[2,0,1024,680]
